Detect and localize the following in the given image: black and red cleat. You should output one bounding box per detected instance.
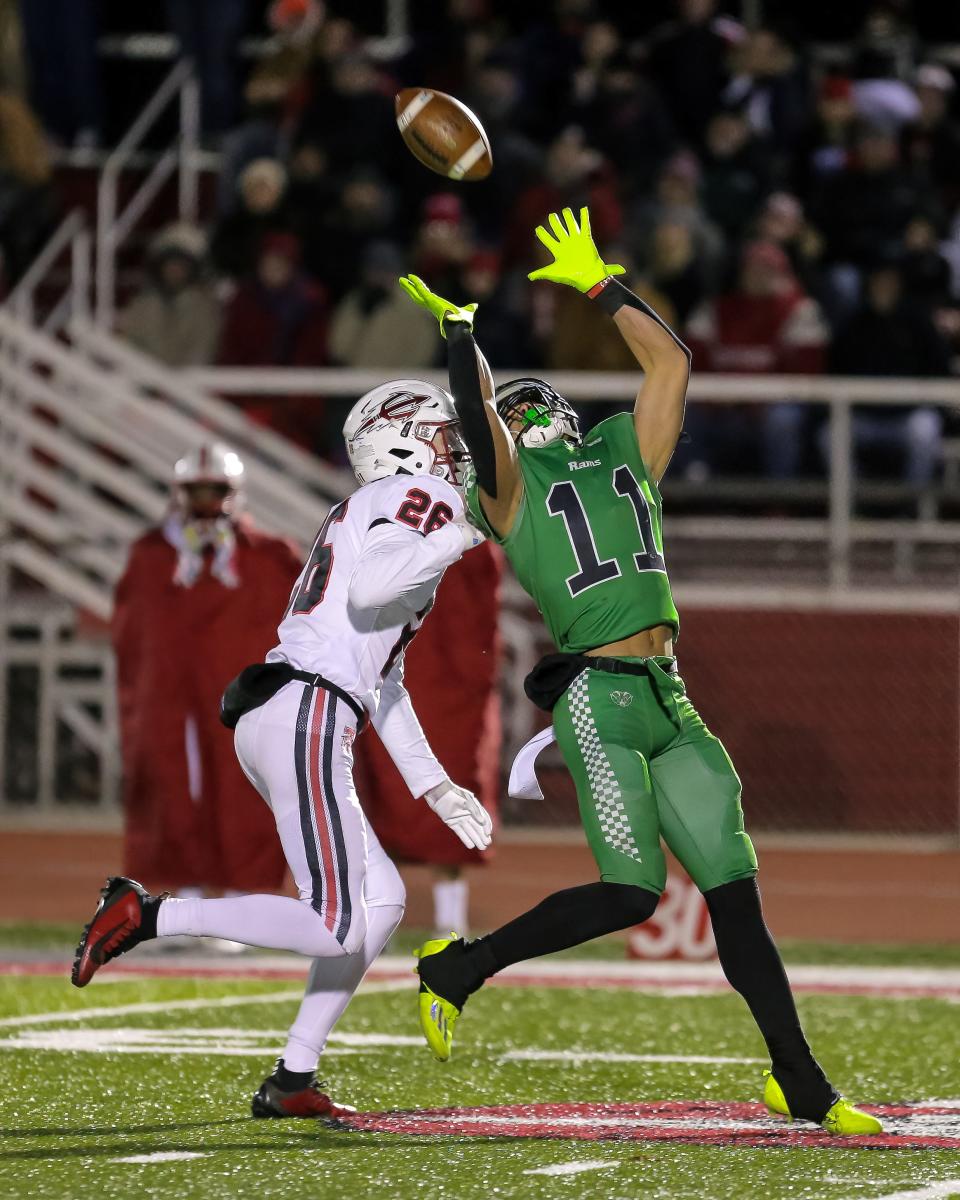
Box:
[71,876,161,988]
[251,1066,356,1121]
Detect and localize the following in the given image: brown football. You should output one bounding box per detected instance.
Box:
[395,87,493,182]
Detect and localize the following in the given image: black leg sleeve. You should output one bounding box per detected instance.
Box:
[433,882,659,1007]
[704,877,838,1122]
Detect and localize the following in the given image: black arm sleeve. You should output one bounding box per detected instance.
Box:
[446,322,500,498]
[592,278,691,360]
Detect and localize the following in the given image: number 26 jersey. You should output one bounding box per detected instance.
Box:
[270,473,466,713]
[466,411,679,654]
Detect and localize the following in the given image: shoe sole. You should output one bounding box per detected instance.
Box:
[418,986,457,1061]
[71,876,139,989]
[251,1092,356,1121]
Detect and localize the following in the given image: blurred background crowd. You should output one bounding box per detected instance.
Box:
[4,0,960,479]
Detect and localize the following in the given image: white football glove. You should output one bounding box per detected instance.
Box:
[424,781,493,850]
[453,512,486,553]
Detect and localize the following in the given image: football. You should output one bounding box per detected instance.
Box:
[395,87,493,181]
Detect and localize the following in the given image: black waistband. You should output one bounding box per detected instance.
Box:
[287,669,367,727]
[585,655,678,678]
[220,662,366,730]
[523,652,678,712]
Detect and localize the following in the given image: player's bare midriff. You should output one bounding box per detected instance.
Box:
[585,624,674,660]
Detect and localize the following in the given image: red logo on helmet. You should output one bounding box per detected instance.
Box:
[356,392,430,437]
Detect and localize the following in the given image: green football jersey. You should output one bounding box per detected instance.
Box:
[467,411,679,653]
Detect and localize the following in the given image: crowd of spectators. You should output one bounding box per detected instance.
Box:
[11,0,960,482]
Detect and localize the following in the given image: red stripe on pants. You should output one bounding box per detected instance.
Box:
[308,689,339,933]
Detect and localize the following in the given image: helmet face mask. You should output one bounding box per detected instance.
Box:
[495,378,581,449]
[343,379,471,487]
[180,482,235,522]
[422,419,470,487]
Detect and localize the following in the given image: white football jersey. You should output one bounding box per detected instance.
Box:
[268,474,465,714]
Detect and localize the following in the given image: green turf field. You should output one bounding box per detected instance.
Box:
[1,941,959,1200]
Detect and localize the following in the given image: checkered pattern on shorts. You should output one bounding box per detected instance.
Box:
[567,671,642,862]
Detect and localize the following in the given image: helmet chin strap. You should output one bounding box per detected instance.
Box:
[518,418,573,449]
[519,426,557,449]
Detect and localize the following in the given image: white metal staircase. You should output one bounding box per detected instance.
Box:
[0,308,350,618]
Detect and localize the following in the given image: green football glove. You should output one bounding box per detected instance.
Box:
[398,274,478,338]
[527,206,625,293]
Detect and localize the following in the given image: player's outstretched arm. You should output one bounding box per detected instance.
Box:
[528,207,691,482]
[606,290,691,483]
[398,274,522,537]
[373,663,493,850]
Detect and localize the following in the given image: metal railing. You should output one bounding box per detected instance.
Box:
[6,210,91,334]
[0,602,119,815]
[187,366,960,590]
[95,59,200,328]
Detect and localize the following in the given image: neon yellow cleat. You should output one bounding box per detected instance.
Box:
[820,1099,884,1136]
[763,1070,883,1135]
[414,934,462,1062]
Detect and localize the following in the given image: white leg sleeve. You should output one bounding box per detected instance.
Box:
[157,892,354,956]
[433,876,469,937]
[283,833,406,1073]
[158,682,372,958]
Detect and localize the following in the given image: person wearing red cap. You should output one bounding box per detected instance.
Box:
[683,239,828,477]
[687,239,827,375]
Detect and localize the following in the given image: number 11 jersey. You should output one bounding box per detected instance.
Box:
[466,411,679,653]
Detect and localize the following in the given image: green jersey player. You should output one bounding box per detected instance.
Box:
[399,207,880,1136]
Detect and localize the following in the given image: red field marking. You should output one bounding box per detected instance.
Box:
[336,1100,960,1150]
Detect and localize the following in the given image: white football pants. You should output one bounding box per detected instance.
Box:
[157,681,406,1071]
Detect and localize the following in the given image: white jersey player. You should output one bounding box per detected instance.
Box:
[71,379,493,1119]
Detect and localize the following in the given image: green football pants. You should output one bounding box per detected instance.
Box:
[552,657,757,895]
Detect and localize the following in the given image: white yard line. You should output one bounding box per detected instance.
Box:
[0,1040,359,1058]
[0,1025,428,1056]
[0,989,304,1029]
[502,1049,764,1066]
[111,1151,210,1164]
[0,1033,758,1064]
[524,1160,620,1178]
[0,977,407,1030]
[852,1182,960,1200]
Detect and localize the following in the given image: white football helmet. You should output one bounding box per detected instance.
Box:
[172,441,245,521]
[343,379,470,487]
[495,378,581,449]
